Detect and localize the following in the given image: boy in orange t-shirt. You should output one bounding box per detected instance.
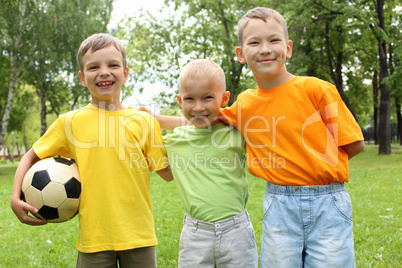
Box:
[222,7,364,267]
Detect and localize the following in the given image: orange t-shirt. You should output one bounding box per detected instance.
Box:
[221,76,363,186]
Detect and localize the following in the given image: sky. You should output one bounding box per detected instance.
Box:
[109,0,170,107]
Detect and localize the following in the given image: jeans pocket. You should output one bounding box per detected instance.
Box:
[331,190,353,222]
[262,191,277,218]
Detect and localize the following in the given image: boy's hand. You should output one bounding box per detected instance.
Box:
[138,106,154,116]
[11,197,47,226]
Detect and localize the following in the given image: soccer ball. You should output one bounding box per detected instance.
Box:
[21,157,81,223]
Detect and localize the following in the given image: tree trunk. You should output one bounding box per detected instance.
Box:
[376,0,391,154]
[24,134,29,153]
[7,146,14,164]
[0,65,17,143]
[396,102,402,145]
[217,1,243,105]
[40,87,48,136]
[0,0,28,144]
[324,22,357,121]
[373,71,379,144]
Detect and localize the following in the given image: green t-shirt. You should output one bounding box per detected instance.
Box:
[164,123,249,222]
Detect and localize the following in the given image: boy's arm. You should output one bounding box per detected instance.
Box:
[10,148,47,225]
[138,106,189,130]
[156,165,174,182]
[341,140,365,159]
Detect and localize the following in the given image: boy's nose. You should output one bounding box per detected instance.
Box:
[193,101,205,111]
[259,43,272,54]
[99,68,111,76]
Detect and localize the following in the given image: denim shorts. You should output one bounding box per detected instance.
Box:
[260,182,355,268]
[178,210,258,268]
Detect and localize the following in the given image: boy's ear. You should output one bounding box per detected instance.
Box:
[176,94,183,107]
[220,91,230,107]
[123,67,129,83]
[236,46,246,64]
[286,40,293,59]
[78,71,87,87]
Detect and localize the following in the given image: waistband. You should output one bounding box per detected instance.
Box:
[266,181,346,195]
[184,210,250,231]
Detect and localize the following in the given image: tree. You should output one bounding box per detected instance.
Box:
[372,0,391,154]
[387,5,402,145]
[116,0,260,109]
[284,0,376,124]
[26,0,114,135]
[0,0,35,143]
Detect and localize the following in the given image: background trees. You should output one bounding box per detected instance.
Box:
[115,0,401,154]
[0,0,113,158]
[1,0,400,155]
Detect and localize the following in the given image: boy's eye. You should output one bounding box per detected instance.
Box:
[205,96,213,100]
[88,66,98,70]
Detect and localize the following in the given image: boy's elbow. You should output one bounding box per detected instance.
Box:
[354,140,365,155]
[343,140,365,159]
[156,166,174,182]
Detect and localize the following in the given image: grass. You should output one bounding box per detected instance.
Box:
[0,147,401,267]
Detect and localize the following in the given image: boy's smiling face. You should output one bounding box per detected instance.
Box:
[177,77,230,129]
[79,45,129,109]
[236,18,293,89]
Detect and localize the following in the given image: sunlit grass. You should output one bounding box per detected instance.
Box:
[0,146,400,267]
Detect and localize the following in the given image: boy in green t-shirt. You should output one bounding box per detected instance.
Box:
[150,59,258,267]
[11,33,173,268]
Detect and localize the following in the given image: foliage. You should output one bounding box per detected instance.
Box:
[0,147,401,266]
[0,0,114,148]
[115,0,261,106]
[1,1,401,151]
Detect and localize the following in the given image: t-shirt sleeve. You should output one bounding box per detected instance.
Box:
[141,114,169,172]
[316,83,364,146]
[220,98,240,128]
[33,115,74,159]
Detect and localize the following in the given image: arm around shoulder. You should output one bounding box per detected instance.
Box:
[138,106,189,130]
[341,140,365,159]
[11,148,47,226]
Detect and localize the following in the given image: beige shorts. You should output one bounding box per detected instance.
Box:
[179,210,258,268]
[76,246,156,268]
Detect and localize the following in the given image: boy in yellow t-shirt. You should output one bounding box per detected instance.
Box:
[144,7,365,268]
[11,33,173,268]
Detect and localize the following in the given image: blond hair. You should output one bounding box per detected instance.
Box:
[179,59,226,91]
[237,7,289,47]
[77,33,127,72]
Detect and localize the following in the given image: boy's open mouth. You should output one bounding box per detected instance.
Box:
[96,81,114,87]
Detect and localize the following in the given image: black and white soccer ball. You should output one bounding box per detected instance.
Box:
[21,157,81,223]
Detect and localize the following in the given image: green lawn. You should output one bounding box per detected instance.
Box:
[0,147,401,267]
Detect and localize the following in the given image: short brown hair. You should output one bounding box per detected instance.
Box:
[77,33,127,72]
[179,59,226,92]
[237,7,289,47]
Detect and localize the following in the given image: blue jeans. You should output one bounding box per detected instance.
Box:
[178,210,258,268]
[260,182,355,268]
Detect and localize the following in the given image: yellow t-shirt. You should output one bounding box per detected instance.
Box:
[33,104,169,253]
[221,76,364,186]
